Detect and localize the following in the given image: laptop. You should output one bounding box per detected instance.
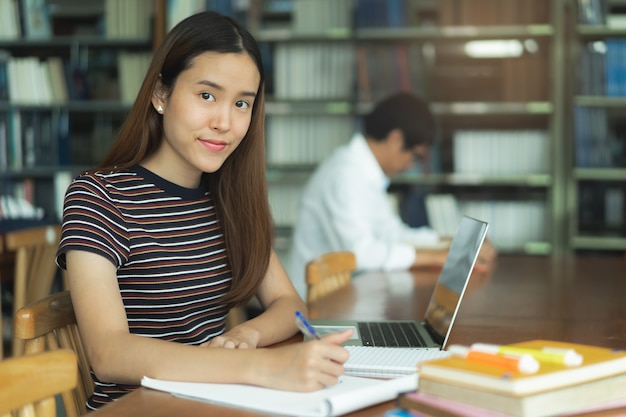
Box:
[311,215,489,351]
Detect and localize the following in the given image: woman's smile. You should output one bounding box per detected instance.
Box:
[199,138,228,152]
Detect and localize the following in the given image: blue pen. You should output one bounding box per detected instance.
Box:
[295,310,321,340]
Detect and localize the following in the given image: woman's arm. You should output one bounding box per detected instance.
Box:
[67,249,351,391]
[254,249,309,346]
[209,249,307,349]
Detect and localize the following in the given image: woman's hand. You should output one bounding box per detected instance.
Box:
[202,323,261,349]
[255,329,354,392]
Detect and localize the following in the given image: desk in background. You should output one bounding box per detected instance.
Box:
[89,254,626,417]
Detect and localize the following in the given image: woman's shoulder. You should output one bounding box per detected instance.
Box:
[68,168,145,196]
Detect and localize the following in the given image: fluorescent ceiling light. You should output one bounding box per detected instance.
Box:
[464,40,524,58]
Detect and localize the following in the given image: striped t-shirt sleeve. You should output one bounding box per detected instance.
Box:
[57,174,130,269]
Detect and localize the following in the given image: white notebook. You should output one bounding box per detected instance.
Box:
[142,373,417,417]
[344,346,451,378]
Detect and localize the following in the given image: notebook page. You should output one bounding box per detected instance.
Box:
[328,374,418,415]
[141,373,417,417]
[345,346,451,378]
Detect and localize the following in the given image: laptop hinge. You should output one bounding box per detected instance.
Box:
[423,320,445,346]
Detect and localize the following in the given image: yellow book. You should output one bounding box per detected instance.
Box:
[418,340,626,396]
[416,340,626,417]
[417,374,626,417]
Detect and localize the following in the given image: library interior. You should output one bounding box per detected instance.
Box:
[1,0,626,416]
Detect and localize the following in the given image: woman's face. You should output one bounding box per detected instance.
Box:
[150,51,260,188]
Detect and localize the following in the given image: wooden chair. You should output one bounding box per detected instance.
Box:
[305,251,357,304]
[0,349,77,417]
[4,224,62,356]
[0,237,4,359]
[14,290,93,417]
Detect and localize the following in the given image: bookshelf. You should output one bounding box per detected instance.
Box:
[567,0,626,251]
[12,0,624,256]
[0,0,157,221]
[252,0,358,258]
[161,0,569,256]
[352,0,566,254]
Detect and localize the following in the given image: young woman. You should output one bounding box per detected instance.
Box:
[56,11,352,410]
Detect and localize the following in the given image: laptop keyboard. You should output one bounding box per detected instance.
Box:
[357,321,427,347]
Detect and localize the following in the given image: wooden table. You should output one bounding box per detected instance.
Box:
[310,253,626,350]
[89,254,626,417]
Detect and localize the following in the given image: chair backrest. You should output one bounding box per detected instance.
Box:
[5,224,62,356]
[0,349,77,417]
[14,290,93,417]
[305,251,357,304]
[0,237,4,359]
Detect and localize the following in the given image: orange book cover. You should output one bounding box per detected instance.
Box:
[418,340,626,396]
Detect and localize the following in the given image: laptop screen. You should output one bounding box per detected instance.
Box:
[423,215,488,347]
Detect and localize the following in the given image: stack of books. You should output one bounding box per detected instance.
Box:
[397,340,626,417]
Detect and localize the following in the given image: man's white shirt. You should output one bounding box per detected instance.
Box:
[287,133,439,298]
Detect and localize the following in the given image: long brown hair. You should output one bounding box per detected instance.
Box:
[99,11,272,308]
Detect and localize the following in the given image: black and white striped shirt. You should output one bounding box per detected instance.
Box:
[56,165,232,409]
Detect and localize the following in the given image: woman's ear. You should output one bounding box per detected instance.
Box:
[152,78,167,114]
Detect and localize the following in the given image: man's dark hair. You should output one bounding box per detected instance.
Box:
[363,92,435,149]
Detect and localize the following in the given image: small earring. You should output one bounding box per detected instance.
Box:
[157,105,163,113]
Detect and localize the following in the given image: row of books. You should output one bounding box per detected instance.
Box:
[104,0,154,39]
[0,184,45,220]
[0,0,153,40]
[271,43,547,104]
[578,42,609,96]
[579,181,626,233]
[274,0,552,31]
[117,52,153,104]
[452,130,549,176]
[356,43,426,104]
[574,106,625,168]
[577,0,626,27]
[398,340,626,417]
[267,0,417,32]
[293,0,419,30]
[267,49,547,106]
[167,0,249,31]
[0,109,118,170]
[249,34,543,105]
[605,39,626,97]
[272,43,354,100]
[0,110,65,170]
[0,51,151,104]
[291,0,352,34]
[267,183,303,228]
[578,40,626,97]
[426,195,548,251]
[438,0,550,26]
[268,186,547,252]
[354,0,417,28]
[577,0,610,25]
[0,171,72,220]
[266,114,353,165]
[1,55,68,104]
[0,0,51,40]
